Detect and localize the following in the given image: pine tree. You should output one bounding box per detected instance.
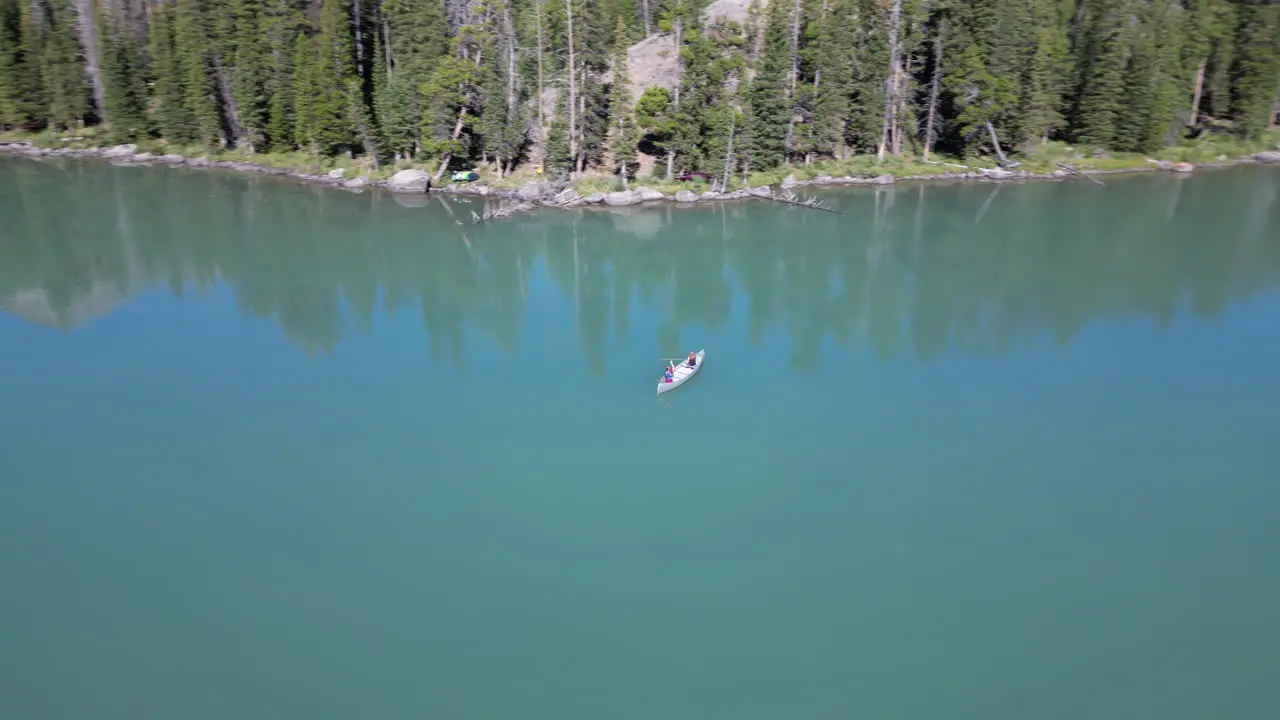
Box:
[148,4,191,143]
[310,0,358,155]
[808,0,855,160]
[100,15,149,142]
[1019,9,1068,145]
[41,1,89,131]
[176,0,223,147]
[1230,3,1280,139]
[605,17,636,181]
[1073,0,1129,148]
[744,0,791,170]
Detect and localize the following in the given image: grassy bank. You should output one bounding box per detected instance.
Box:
[5,128,1277,198]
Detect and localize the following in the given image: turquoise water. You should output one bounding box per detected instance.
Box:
[2,157,1280,719]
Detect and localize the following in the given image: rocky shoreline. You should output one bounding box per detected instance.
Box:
[5,141,1279,212]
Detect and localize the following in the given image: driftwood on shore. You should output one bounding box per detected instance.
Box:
[767,189,841,214]
[471,199,537,223]
[1056,162,1106,186]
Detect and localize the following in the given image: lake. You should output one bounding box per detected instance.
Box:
[2,157,1279,720]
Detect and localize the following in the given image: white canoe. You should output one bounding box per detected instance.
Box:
[657,349,705,395]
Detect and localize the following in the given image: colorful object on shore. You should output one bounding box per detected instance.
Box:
[451,170,480,182]
[657,350,705,396]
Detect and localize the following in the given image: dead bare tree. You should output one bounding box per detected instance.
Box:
[877,0,902,162]
[565,0,579,178]
[922,20,944,161]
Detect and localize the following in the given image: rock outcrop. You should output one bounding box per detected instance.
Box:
[327,168,346,179]
[1254,151,1280,164]
[102,144,136,158]
[674,189,698,203]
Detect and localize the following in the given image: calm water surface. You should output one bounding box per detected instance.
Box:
[2,157,1279,719]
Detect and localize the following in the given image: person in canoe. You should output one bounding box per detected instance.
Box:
[685,351,698,368]
[661,365,675,383]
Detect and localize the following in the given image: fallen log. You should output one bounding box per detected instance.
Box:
[1056,162,1106,186]
[767,189,842,213]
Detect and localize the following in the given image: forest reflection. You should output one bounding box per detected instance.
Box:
[2,158,1278,373]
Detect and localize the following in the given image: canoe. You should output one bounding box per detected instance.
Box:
[657,349,705,396]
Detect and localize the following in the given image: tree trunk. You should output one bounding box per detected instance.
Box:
[434,111,467,180]
[721,111,736,191]
[986,120,1010,166]
[211,54,244,148]
[353,0,364,71]
[73,0,106,119]
[641,0,652,36]
[565,0,579,176]
[673,17,683,109]
[784,0,801,155]
[923,25,943,160]
[876,0,901,162]
[665,149,675,180]
[535,0,546,142]
[382,18,393,75]
[576,76,586,174]
[1189,57,1205,128]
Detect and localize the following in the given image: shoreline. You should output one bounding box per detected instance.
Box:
[4,141,1278,214]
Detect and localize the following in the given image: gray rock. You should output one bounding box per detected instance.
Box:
[102,144,137,158]
[1253,151,1280,164]
[674,189,698,203]
[698,191,722,201]
[131,152,154,162]
[158,154,185,164]
[725,189,750,200]
[604,189,640,206]
[634,186,665,202]
[1051,169,1068,178]
[746,185,772,198]
[552,188,581,203]
[389,169,430,193]
[1172,162,1194,173]
[327,168,346,179]
[979,168,1015,180]
[781,174,798,189]
[344,177,369,189]
[517,181,552,200]
[583,192,606,204]
[872,174,896,185]
[187,157,210,167]
[814,174,835,184]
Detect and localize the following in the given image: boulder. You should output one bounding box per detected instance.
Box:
[102,144,137,158]
[604,189,640,206]
[781,174,799,189]
[159,154,185,164]
[553,188,581,204]
[674,189,698,203]
[814,174,835,184]
[517,181,552,200]
[327,168,346,179]
[872,174,896,184]
[583,192,606,204]
[746,185,772,198]
[131,152,154,162]
[187,157,210,167]
[634,186,665,201]
[1171,162,1194,173]
[1253,151,1280,165]
[389,169,430,193]
[698,191,722,201]
[344,177,369,189]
